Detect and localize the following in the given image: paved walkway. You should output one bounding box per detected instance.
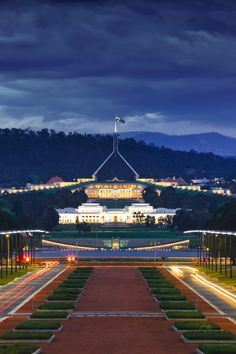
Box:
[41,267,196,354]
[76,268,158,312]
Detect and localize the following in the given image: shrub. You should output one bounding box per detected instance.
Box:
[73,268,93,271]
[54,288,81,294]
[148,283,174,288]
[39,302,74,310]
[174,321,221,331]
[156,294,187,301]
[183,331,236,340]
[151,288,179,294]
[30,311,68,319]
[48,294,77,301]
[0,331,52,340]
[160,301,195,310]
[62,280,86,285]
[60,283,85,288]
[15,321,61,330]
[166,311,205,319]
[62,279,86,284]
[199,344,236,354]
[0,344,39,354]
[68,276,89,280]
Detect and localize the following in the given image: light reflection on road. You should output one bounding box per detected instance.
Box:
[0,262,66,317]
[168,265,236,320]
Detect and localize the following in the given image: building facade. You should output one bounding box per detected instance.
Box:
[85,183,144,199]
[57,203,179,224]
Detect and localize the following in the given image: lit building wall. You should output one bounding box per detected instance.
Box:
[56,203,179,225]
[85,183,144,199]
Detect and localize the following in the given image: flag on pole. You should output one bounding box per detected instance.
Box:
[115,116,125,124]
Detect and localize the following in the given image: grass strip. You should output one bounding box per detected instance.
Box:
[0,331,52,340]
[54,288,81,294]
[0,344,39,354]
[174,321,221,331]
[149,283,175,289]
[30,311,68,319]
[156,294,187,301]
[160,301,195,310]
[151,288,179,294]
[61,280,86,285]
[68,275,90,279]
[39,302,74,310]
[15,321,61,330]
[48,294,77,301]
[60,283,85,288]
[183,331,236,340]
[166,311,205,319]
[199,344,236,353]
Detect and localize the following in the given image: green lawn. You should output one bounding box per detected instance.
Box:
[48,230,186,239]
[199,344,236,354]
[0,344,39,354]
[0,331,53,340]
[0,267,35,286]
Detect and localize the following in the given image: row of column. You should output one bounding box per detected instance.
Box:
[197,233,235,278]
[0,233,36,278]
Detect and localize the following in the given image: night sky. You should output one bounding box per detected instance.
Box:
[1,0,236,135]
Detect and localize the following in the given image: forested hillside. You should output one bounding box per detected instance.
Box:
[1,128,236,186]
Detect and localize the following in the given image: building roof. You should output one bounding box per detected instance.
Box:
[164,177,187,185]
[47,176,65,184]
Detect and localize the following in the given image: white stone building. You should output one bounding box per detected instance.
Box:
[56,203,179,224]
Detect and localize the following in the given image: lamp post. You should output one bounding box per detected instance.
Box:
[0,235,3,278]
[5,234,10,276]
[154,240,157,263]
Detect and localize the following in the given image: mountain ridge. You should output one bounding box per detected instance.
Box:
[120,131,236,156]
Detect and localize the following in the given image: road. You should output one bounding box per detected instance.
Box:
[168,266,236,321]
[0,263,66,318]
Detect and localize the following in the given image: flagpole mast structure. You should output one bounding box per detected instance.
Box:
[92,117,139,180]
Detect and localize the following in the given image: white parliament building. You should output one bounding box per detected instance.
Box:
[56,203,179,225]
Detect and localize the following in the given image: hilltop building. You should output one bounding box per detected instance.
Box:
[57,202,179,224]
[84,182,144,199]
[92,118,139,181]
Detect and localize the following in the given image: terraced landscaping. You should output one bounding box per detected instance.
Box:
[0,267,93,352]
[0,344,40,354]
[1,265,236,354]
[140,267,236,352]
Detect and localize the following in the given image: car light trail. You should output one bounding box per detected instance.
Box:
[172,266,199,273]
[0,263,56,304]
[191,273,236,304]
[170,266,183,275]
[0,287,34,313]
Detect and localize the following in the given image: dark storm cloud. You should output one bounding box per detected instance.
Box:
[0,0,236,134]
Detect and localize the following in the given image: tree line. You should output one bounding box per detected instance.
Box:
[142,186,232,231]
[0,189,87,231]
[1,128,236,185]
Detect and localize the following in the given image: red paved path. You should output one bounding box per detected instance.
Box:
[76,268,158,311]
[42,267,196,354]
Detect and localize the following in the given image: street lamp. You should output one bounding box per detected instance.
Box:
[5,234,10,276]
